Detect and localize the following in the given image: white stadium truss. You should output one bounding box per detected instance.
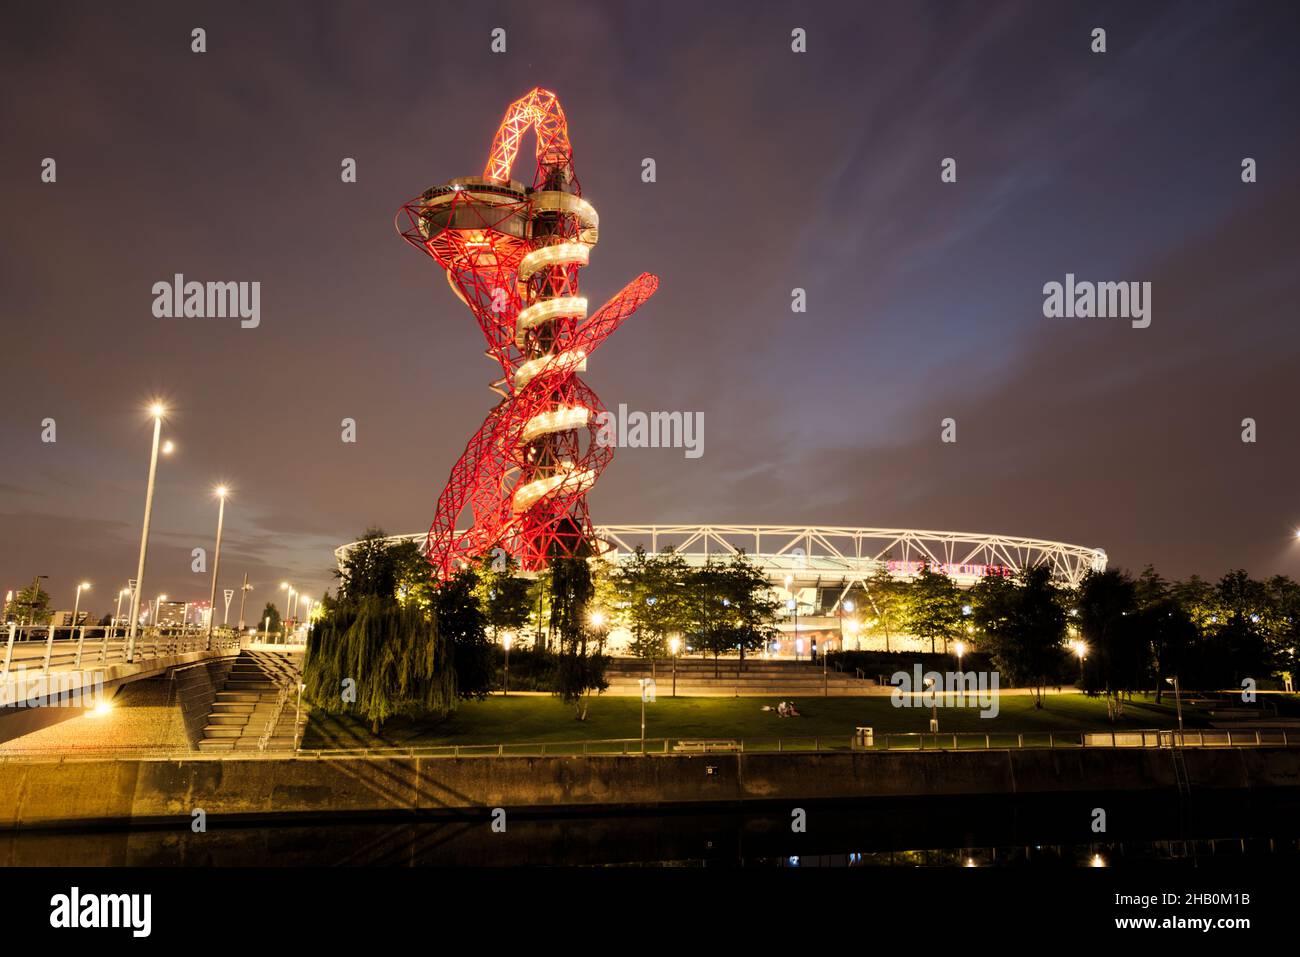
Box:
[336,524,1107,591]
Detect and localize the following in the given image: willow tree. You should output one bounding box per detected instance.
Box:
[303,529,456,734]
[549,557,607,719]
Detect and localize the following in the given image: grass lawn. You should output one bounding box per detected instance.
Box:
[301,692,1186,752]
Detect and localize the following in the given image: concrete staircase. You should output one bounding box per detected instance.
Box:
[604,657,878,697]
[198,651,303,752]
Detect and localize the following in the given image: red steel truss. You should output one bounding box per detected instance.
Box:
[397,88,658,578]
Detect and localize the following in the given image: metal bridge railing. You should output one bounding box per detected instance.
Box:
[1,622,242,680]
[0,727,1293,763]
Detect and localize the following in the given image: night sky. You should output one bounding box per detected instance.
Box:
[2,1,1298,618]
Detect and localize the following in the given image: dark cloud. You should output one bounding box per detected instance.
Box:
[1,0,1297,617]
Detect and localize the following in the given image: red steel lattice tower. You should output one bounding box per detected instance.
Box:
[397,88,658,578]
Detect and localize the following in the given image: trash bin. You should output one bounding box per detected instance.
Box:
[855,726,874,749]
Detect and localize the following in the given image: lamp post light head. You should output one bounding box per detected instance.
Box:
[215,485,228,499]
[955,640,966,658]
[149,402,166,419]
[843,600,855,613]
[784,575,793,589]
[502,633,513,651]
[670,635,681,655]
[589,611,606,629]
[161,440,174,455]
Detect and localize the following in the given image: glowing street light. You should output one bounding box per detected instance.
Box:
[126,401,170,661]
[205,485,228,650]
[114,587,130,634]
[70,582,91,638]
[669,634,681,697]
[280,582,295,642]
[954,640,966,668]
[502,632,513,696]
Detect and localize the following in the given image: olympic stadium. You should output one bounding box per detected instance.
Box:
[335,524,1107,654]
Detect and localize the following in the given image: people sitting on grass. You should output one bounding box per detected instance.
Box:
[774,700,802,718]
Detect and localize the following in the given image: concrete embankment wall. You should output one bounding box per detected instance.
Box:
[1,747,1297,828]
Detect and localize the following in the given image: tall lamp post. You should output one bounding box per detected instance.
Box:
[205,486,228,650]
[280,582,295,643]
[785,574,798,659]
[669,635,680,697]
[502,633,512,696]
[114,588,130,636]
[237,574,252,630]
[1165,675,1184,737]
[126,403,171,662]
[71,582,91,639]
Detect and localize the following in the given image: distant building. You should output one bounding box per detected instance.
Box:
[154,601,188,628]
[48,610,91,627]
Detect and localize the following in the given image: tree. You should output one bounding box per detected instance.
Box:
[549,557,607,719]
[1208,570,1272,686]
[1076,568,1143,719]
[684,554,779,675]
[970,564,1066,708]
[904,563,963,653]
[472,554,532,644]
[863,564,905,652]
[9,583,51,625]
[436,568,494,699]
[613,547,690,660]
[720,552,782,665]
[303,528,457,734]
[261,602,282,633]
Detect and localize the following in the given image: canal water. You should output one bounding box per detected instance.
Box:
[4,790,1299,866]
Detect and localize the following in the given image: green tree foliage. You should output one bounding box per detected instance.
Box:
[471,554,532,643]
[613,547,690,660]
[686,553,781,673]
[304,529,457,733]
[970,564,1067,707]
[862,564,906,651]
[8,583,52,624]
[261,602,282,633]
[1076,569,1145,718]
[904,563,964,653]
[435,568,494,700]
[548,557,607,719]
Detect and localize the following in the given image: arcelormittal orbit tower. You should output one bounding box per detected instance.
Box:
[397,88,658,578]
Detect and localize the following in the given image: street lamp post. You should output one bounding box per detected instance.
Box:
[924,675,939,734]
[153,594,168,636]
[126,404,169,662]
[669,635,680,697]
[280,582,294,643]
[502,633,512,696]
[237,574,252,630]
[1166,675,1184,736]
[114,588,130,636]
[205,486,228,650]
[823,639,834,696]
[1074,640,1087,685]
[785,575,798,659]
[71,582,90,640]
